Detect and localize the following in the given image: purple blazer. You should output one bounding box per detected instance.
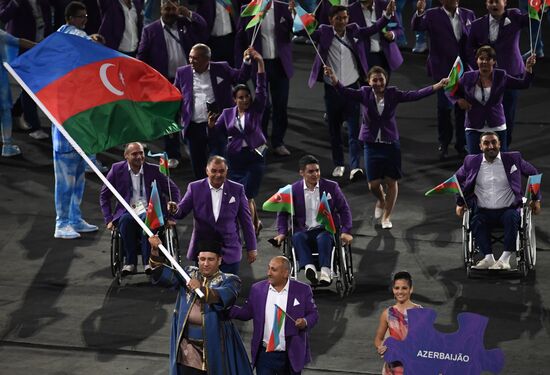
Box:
[215,72,267,154]
[99,161,181,224]
[308,18,389,88]
[277,178,353,235]
[137,15,208,79]
[173,61,252,132]
[0,0,52,41]
[467,9,528,77]
[348,0,403,72]
[455,152,540,208]
[174,178,256,263]
[191,0,242,35]
[235,1,294,79]
[336,83,435,142]
[98,0,143,51]
[229,279,319,372]
[456,69,532,130]
[412,6,476,80]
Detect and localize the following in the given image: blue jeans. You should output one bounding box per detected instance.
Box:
[324,83,361,169]
[465,130,507,155]
[53,149,86,228]
[471,207,520,255]
[292,228,333,269]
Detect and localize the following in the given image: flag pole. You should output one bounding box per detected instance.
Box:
[4,61,203,298]
[533,2,546,55]
[164,154,173,203]
[454,174,468,210]
[528,10,533,54]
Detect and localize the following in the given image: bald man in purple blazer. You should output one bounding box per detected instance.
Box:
[467,0,529,147]
[230,256,319,374]
[412,0,475,159]
[168,156,257,275]
[455,132,541,270]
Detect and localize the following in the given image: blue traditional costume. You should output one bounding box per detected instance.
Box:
[152,264,254,375]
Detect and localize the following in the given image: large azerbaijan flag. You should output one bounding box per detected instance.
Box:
[4,32,182,154]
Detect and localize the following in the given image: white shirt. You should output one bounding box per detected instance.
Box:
[443,7,462,42]
[325,30,360,87]
[474,153,515,209]
[191,66,216,123]
[303,180,321,229]
[161,19,187,79]
[211,1,233,37]
[209,182,224,221]
[262,279,289,351]
[488,15,500,43]
[362,5,381,53]
[28,0,45,41]
[118,0,139,52]
[260,5,277,59]
[235,113,248,147]
[128,165,147,207]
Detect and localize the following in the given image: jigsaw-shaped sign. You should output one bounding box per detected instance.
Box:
[384,308,504,374]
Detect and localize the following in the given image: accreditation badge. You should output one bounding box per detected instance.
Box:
[132,201,146,216]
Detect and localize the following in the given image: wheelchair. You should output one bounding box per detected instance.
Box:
[110,224,181,285]
[461,197,536,280]
[282,229,355,297]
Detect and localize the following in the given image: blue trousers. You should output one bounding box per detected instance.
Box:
[1,109,12,143]
[465,130,507,155]
[117,212,151,266]
[228,148,265,199]
[261,58,290,148]
[292,228,333,269]
[53,149,86,228]
[471,207,520,255]
[256,348,300,375]
[436,90,465,151]
[324,83,361,169]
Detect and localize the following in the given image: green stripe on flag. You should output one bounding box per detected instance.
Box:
[63,100,181,154]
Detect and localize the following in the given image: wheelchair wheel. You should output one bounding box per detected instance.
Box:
[164,227,181,266]
[110,230,121,278]
[336,245,348,298]
[282,236,298,279]
[343,244,355,295]
[525,209,536,270]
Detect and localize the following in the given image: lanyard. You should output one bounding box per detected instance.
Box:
[235,114,245,133]
[129,171,145,199]
[164,25,181,44]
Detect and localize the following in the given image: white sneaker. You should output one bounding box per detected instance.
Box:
[122,264,136,276]
[319,267,331,285]
[305,264,318,284]
[332,166,345,177]
[29,129,49,140]
[350,168,364,181]
[472,258,496,269]
[489,259,511,270]
[54,225,81,239]
[381,219,392,229]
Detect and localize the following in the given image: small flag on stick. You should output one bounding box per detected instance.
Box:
[525,173,542,200]
[266,304,287,352]
[263,185,294,215]
[444,56,464,97]
[293,4,318,35]
[317,191,336,234]
[425,175,461,196]
[144,180,164,231]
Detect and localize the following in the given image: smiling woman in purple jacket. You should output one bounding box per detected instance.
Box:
[455,45,536,154]
[325,65,447,229]
[209,49,267,236]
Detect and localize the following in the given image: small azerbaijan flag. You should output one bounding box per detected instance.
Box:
[216,0,234,14]
[528,0,541,20]
[148,151,170,176]
[263,184,294,215]
[245,0,273,30]
[266,304,286,352]
[292,3,318,35]
[144,180,164,231]
[525,173,542,200]
[444,56,464,97]
[317,191,336,234]
[241,0,264,17]
[425,175,461,196]
[4,32,182,154]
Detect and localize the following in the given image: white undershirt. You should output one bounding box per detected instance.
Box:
[303,180,321,229]
[443,7,462,42]
[474,153,515,209]
[161,19,187,79]
[128,165,146,207]
[260,5,277,59]
[209,182,224,221]
[362,5,381,52]
[489,15,500,43]
[262,279,289,351]
[325,30,359,87]
[211,1,233,36]
[192,67,215,123]
[118,0,139,52]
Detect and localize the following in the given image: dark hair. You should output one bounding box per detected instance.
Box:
[65,1,86,19]
[480,131,499,140]
[329,5,348,18]
[475,45,497,60]
[197,240,222,256]
[299,154,319,170]
[232,84,251,98]
[206,155,228,167]
[393,271,412,287]
[367,65,389,82]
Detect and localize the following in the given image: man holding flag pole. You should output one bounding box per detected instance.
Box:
[273,155,352,285]
[230,255,319,375]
